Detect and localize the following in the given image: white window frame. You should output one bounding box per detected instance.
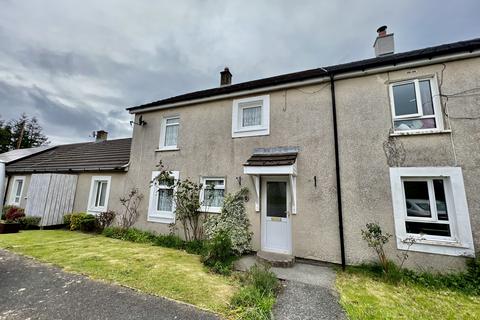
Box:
[148,170,179,224]
[200,177,226,213]
[9,176,26,206]
[232,95,270,138]
[389,76,444,134]
[159,116,180,151]
[389,167,475,257]
[87,176,111,214]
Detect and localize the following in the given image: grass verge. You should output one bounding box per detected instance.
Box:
[336,266,480,320]
[0,230,236,315]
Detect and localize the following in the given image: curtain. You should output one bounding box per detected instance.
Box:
[157,188,173,212]
[204,189,224,207]
[242,106,261,127]
[164,124,179,146]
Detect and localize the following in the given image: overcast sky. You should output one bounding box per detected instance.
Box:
[0,0,479,144]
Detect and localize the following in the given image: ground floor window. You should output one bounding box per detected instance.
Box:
[200,177,225,213]
[389,167,474,257]
[87,176,111,213]
[148,170,179,223]
[10,176,26,205]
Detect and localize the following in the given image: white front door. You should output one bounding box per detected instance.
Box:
[261,176,292,254]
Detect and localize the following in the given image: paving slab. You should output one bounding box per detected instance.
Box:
[0,249,219,320]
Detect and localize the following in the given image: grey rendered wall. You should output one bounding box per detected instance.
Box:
[126,83,343,264]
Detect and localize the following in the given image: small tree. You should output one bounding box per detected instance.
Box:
[204,187,252,255]
[361,222,392,273]
[119,188,144,229]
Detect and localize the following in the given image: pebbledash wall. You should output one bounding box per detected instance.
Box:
[126,56,480,272]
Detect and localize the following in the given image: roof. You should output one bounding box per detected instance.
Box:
[244,147,299,166]
[0,146,54,164]
[128,37,480,112]
[6,138,131,173]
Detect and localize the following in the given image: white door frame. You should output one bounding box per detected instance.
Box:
[261,176,292,254]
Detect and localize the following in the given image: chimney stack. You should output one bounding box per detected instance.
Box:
[373,25,394,57]
[95,130,108,142]
[220,67,232,86]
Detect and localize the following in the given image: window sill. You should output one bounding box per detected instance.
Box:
[396,236,475,257]
[232,128,269,138]
[390,129,451,137]
[148,215,175,224]
[155,147,180,152]
[200,206,222,214]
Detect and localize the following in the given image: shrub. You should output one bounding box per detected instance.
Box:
[154,234,185,249]
[361,222,392,273]
[2,205,16,219]
[123,228,157,243]
[97,210,116,230]
[18,216,41,229]
[201,231,235,275]
[4,206,25,222]
[69,213,97,232]
[231,264,279,319]
[204,187,252,255]
[184,239,206,255]
[119,188,144,229]
[63,213,72,226]
[102,226,127,239]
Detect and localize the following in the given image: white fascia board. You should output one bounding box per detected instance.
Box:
[244,165,295,175]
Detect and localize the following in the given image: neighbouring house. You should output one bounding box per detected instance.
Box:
[3,133,131,226]
[124,27,480,271]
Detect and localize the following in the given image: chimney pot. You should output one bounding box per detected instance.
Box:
[220,67,232,86]
[373,25,394,57]
[95,130,108,142]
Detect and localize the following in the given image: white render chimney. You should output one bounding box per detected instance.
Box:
[373,25,394,57]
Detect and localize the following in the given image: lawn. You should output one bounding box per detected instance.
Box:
[336,269,480,320]
[0,230,237,315]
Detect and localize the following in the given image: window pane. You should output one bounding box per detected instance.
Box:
[166,118,179,125]
[204,189,225,207]
[393,82,418,116]
[242,106,262,127]
[15,180,23,197]
[405,221,451,237]
[164,124,179,146]
[394,118,436,131]
[267,182,287,218]
[98,182,107,207]
[419,80,434,115]
[433,179,449,221]
[205,179,224,187]
[157,189,173,212]
[404,181,431,218]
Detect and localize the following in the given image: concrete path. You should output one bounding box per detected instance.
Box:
[235,256,346,320]
[0,249,218,320]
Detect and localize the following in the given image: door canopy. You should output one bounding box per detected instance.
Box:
[243,146,298,213]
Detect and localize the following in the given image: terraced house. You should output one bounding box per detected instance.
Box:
[4,28,480,271]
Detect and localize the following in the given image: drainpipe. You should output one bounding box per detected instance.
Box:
[0,160,5,207]
[329,73,346,270]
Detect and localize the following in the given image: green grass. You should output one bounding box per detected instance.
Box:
[0,230,237,315]
[336,268,480,320]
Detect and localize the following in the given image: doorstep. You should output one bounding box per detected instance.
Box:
[256,250,295,268]
[234,255,336,289]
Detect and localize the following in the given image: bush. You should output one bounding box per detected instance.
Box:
[123,228,157,243]
[63,213,72,226]
[18,216,41,230]
[154,234,185,249]
[102,226,127,239]
[231,264,279,319]
[97,211,116,230]
[204,188,252,256]
[361,222,392,273]
[184,239,206,255]
[69,213,97,232]
[201,231,235,275]
[2,205,17,219]
[4,206,25,222]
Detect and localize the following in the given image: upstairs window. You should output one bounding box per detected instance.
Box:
[159,116,179,150]
[389,78,443,133]
[87,176,111,213]
[10,176,25,205]
[232,95,270,138]
[200,177,225,213]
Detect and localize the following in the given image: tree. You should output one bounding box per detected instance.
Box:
[0,113,49,152]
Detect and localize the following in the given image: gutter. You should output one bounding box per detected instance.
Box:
[128,50,480,114]
[0,160,5,206]
[329,73,346,270]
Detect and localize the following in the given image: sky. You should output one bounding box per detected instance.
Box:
[0,0,479,144]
